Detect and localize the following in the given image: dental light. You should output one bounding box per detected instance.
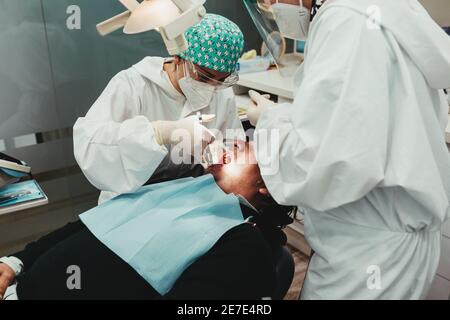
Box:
[97,0,207,55]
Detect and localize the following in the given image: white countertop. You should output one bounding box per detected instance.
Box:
[237,69,296,100]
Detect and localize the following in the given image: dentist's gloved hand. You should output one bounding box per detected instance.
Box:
[247,90,276,126]
[152,116,216,157]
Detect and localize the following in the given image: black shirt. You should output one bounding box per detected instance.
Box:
[13,166,283,300]
[14,219,277,300]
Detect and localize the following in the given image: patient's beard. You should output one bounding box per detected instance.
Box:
[207,165,262,210]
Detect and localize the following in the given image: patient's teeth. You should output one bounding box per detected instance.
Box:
[223,153,232,164]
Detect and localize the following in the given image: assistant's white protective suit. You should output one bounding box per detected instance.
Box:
[74,57,244,204]
[255,0,450,299]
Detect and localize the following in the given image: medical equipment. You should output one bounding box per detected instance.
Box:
[196,112,216,124]
[271,0,311,41]
[261,31,285,62]
[96,0,207,55]
[243,0,304,77]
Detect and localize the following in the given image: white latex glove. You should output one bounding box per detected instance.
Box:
[247,90,276,126]
[152,115,216,157]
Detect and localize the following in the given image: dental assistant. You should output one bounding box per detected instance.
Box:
[247,0,450,299]
[74,14,245,204]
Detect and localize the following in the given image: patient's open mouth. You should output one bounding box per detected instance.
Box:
[206,152,231,173]
[223,152,232,165]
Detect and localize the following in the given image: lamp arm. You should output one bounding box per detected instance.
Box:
[119,0,140,11]
[161,5,206,40]
[172,0,206,13]
[96,11,131,36]
[159,4,206,55]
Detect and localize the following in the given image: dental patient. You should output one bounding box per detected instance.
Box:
[0,142,296,300]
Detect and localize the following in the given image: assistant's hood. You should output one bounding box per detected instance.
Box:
[132,56,184,99]
[320,0,450,89]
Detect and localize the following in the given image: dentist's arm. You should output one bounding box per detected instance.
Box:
[74,68,216,195]
[74,69,169,195]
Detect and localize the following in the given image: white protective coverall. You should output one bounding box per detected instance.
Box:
[254,0,450,299]
[74,57,244,204]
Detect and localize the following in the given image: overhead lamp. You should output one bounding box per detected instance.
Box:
[97,0,207,55]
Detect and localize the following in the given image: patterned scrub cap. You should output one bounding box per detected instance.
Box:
[179,14,245,74]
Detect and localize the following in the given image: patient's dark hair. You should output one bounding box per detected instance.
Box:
[252,197,298,247]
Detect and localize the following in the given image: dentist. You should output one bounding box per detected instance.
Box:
[74,14,245,204]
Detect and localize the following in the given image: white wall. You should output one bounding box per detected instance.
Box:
[419,0,450,26]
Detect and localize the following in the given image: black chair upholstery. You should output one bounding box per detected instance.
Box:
[272,246,295,300]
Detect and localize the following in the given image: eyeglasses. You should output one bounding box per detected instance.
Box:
[184,60,239,90]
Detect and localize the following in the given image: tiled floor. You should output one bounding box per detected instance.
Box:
[284,248,310,300]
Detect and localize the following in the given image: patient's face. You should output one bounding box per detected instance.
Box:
[206,141,265,207]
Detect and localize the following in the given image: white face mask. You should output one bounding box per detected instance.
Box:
[179,77,216,110]
[177,61,216,110]
[272,0,311,41]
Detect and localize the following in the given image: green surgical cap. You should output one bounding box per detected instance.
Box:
[179,14,245,73]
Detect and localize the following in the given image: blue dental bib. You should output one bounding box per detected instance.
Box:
[80,174,245,295]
